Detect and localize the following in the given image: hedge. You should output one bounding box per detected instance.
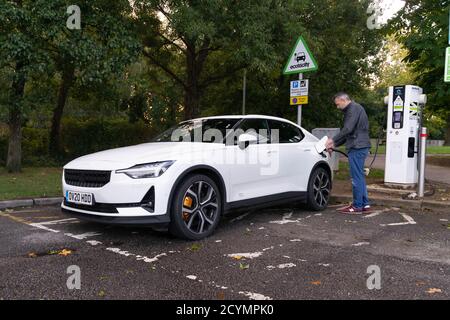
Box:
[0,118,158,167]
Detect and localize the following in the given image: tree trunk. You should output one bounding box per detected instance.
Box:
[49,65,75,157]
[183,40,210,120]
[6,63,26,173]
[445,114,450,146]
[184,44,200,120]
[6,111,23,173]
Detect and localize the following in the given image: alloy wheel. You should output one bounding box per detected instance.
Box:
[181,181,219,235]
[313,171,330,207]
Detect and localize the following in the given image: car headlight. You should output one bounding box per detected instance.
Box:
[116,161,175,179]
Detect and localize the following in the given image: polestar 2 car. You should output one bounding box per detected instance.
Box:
[61,115,333,240]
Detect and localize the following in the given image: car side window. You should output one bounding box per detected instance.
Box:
[268,120,304,144]
[233,119,270,145]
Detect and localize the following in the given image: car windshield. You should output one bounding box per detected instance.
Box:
[152,118,241,143]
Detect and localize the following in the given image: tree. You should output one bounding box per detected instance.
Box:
[389,0,450,144]
[134,0,307,120]
[28,0,141,156]
[199,0,385,132]
[0,0,51,172]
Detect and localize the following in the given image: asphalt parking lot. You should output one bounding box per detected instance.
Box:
[0,203,449,300]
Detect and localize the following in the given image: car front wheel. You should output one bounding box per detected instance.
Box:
[307,167,331,211]
[169,174,222,240]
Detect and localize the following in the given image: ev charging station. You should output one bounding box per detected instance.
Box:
[384,85,427,189]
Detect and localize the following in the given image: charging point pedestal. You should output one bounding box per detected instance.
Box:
[384,85,426,188]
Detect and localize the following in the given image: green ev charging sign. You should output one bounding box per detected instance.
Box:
[445,47,450,83]
[283,36,318,75]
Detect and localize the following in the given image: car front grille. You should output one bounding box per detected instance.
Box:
[64,169,111,188]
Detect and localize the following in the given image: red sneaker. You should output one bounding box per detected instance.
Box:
[363,205,372,213]
[339,205,363,215]
[336,204,352,212]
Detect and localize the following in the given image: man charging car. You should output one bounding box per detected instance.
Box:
[326,92,372,214]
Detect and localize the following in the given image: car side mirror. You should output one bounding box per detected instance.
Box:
[238,133,258,150]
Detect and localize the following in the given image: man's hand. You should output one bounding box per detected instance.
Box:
[325,138,335,156]
[325,138,335,151]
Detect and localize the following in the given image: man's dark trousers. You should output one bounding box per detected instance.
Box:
[348,147,370,209]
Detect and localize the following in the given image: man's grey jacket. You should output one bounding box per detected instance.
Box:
[333,101,371,151]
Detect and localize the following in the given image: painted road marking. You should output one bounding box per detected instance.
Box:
[65,231,102,240]
[381,212,417,227]
[29,218,78,233]
[238,291,272,300]
[227,252,263,259]
[352,242,370,247]
[364,208,390,218]
[86,240,102,246]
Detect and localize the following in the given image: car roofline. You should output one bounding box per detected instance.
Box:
[186,115,302,128]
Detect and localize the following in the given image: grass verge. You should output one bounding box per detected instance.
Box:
[0,167,62,201]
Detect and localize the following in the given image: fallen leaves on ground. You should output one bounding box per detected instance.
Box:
[98,290,106,297]
[217,292,226,300]
[311,281,322,286]
[188,243,202,251]
[239,263,249,270]
[28,252,37,258]
[58,249,72,256]
[231,255,243,260]
[426,288,442,294]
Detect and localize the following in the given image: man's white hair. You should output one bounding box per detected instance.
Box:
[333,92,351,101]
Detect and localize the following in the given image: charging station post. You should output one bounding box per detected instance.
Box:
[418,127,428,197]
[384,85,427,195]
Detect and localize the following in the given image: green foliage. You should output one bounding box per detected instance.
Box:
[60,118,158,160]
[200,0,385,132]
[389,0,450,115]
[0,119,158,166]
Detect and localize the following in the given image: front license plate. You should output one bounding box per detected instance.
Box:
[66,191,94,206]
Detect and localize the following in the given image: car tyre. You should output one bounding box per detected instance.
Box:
[169,174,222,240]
[307,167,331,211]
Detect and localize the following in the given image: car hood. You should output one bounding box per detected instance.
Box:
[64,142,221,170]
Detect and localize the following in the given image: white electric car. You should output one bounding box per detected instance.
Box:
[62,115,332,240]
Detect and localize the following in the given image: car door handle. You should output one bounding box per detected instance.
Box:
[267,150,278,154]
[303,149,311,152]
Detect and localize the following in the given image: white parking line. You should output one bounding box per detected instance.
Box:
[20,214,276,300]
[238,291,273,300]
[381,212,417,227]
[352,242,370,247]
[65,232,102,240]
[29,218,83,233]
[364,208,390,218]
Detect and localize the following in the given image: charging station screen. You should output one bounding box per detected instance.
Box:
[392,86,405,129]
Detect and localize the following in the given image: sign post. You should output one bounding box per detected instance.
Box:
[446,10,450,83]
[445,47,450,83]
[297,74,303,126]
[283,36,318,126]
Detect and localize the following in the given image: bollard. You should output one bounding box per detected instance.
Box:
[418,127,427,198]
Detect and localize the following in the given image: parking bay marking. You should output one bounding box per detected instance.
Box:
[4,211,292,300]
[29,218,79,233]
[381,212,417,227]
